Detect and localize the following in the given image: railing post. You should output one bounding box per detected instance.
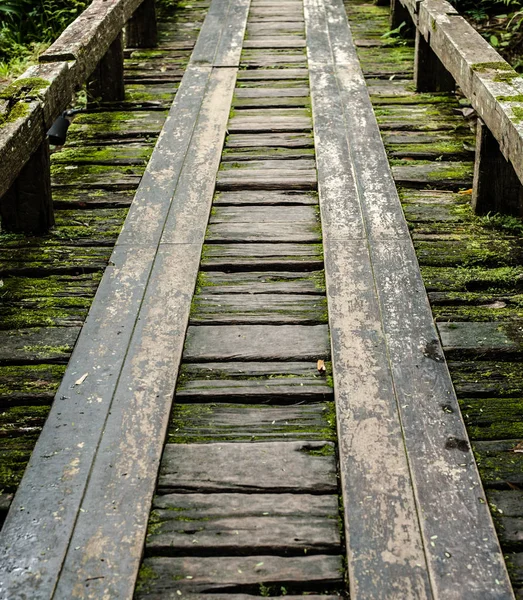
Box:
[390,0,414,34]
[87,32,125,106]
[126,0,158,48]
[472,119,523,216]
[0,140,54,234]
[414,30,455,93]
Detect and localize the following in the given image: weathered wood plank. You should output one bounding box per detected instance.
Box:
[307,0,514,596]
[243,37,306,48]
[201,242,324,270]
[0,5,238,596]
[190,293,327,324]
[159,441,337,493]
[214,0,251,67]
[216,170,317,190]
[168,401,335,440]
[159,68,237,244]
[0,246,155,597]
[135,555,343,597]
[220,158,315,170]
[197,270,325,294]
[237,68,309,80]
[190,0,230,64]
[371,241,514,597]
[209,205,316,222]
[52,245,202,599]
[213,190,317,205]
[228,117,312,133]
[0,327,80,364]
[184,324,330,361]
[147,493,339,555]
[474,440,523,487]
[115,66,211,246]
[438,322,523,359]
[206,222,320,242]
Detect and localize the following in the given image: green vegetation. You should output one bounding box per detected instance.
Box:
[0,0,88,80]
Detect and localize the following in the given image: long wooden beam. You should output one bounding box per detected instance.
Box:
[304,0,514,597]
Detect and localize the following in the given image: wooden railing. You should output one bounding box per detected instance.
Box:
[377,0,523,217]
[0,0,157,234]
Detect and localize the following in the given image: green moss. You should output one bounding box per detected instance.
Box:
[300,443,335,457]
[0,101,29,126]
[0,77,50,100]
[471,61,513,73]
[134,563,159,593]
[497,94,523,103]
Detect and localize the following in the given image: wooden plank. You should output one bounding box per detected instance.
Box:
[207,222,320,242]
[209,205,316,222]
[306,0,514,597]
[214,0,251,67]
[190,293,327,324]
[234,87,310,98]
[115,66,211,246]
[214,190,318,205]
[201,242,324,270]
[190,0,230,64]
[243,37,306,48]
[371,241,514,597]
[228,117,312,133]
[197,270,325,294]
[237,68,309,80]
[318,239,431,598]
[438,322,523,359]
[183,324,330,361]
[223,147,315,161]
[52,245,202,599]
[224,132,313,149]
[0,327,80,364]
[135,555,343,597]
[0,246,156,597]
[147,493,339,555]
[216,170,317,190]
[474,440,523,487]
[168,402,335,440]
[160,68,237,244]
[0,4,239,596]
[219,158,315,169]
[159,441,337,493]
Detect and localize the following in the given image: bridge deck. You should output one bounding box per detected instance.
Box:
[0,0,522,598]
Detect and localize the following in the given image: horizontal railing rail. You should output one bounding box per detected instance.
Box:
[379,0,523,216]
[0,0,157,234]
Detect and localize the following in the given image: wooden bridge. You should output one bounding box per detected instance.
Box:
[0,0,522,597]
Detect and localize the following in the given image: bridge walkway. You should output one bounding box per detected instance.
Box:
[0,0,521,598]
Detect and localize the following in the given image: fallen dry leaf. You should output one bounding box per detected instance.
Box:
[512,441,523,453]
[75,373,88,386]
[317,359,326,374]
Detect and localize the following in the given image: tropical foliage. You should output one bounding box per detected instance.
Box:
[0,0,88,78]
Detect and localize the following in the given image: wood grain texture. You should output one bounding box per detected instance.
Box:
[213,190,318,205]
[190,293,327,324]
[196,270,325,294]
[201,242,324,270]
[183,324,330,361]
[159,441,337,493]
[168,402,335,439]
[135,555,343,597]
[147,492,339,555]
